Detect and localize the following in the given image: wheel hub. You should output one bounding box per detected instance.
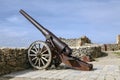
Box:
[37,53,42,58]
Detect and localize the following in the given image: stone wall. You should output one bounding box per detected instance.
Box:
[72,45,102,58]
[60,37,102,60]
[0,48,30,76]
[60,36,91,48]
[0,45,102,76]
[101,44,120,51]
[60,38,80,48]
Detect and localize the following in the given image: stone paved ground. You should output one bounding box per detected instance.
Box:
[0,51,120,80]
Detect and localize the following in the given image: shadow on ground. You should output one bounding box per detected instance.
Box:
[100,51,108,57]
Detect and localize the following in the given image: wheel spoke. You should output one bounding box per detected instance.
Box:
[41,49,48,54]
[42,54,49,57]
[34,58,38,65]
[29,54,37,56]
[38,44,41,52]
[41,58,45,66]
[34,44,38,52]
[38,59,41,67]
[40,46,43,53]
[31,50,37,54]
[32,57,37,61]
[42,57,48,62]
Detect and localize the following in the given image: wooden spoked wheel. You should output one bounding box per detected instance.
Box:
[28,41,52,70]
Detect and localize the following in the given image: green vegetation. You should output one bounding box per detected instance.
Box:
[114,52,120,56]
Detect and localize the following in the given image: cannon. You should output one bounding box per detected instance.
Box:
[19,9,93,71]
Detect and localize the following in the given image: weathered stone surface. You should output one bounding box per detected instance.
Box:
[0,44,103,75]
[116,35,120,44]
[80,36,91,46]
[60,36,120,51]
[60,37,102,60]
[72,45,102,59]
[0,48,30,76]
[60,36,91,48]
[101,44,120,51]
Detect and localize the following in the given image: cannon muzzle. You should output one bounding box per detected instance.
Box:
[20,9,49,36]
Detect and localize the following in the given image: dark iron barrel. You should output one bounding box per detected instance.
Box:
[20,9,72,56]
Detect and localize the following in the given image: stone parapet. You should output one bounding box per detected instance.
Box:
[72,45,102,59]
[0,48,30,76]
[60,36,91,47]
[101,44,120,51]
[0,45,102,75]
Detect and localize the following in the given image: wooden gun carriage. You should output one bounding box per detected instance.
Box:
[20,9,93,71]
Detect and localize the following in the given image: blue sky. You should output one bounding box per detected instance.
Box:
[0,0,120,47]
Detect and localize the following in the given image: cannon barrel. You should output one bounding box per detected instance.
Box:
[19,9,72,55]
[20,9,93,71]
